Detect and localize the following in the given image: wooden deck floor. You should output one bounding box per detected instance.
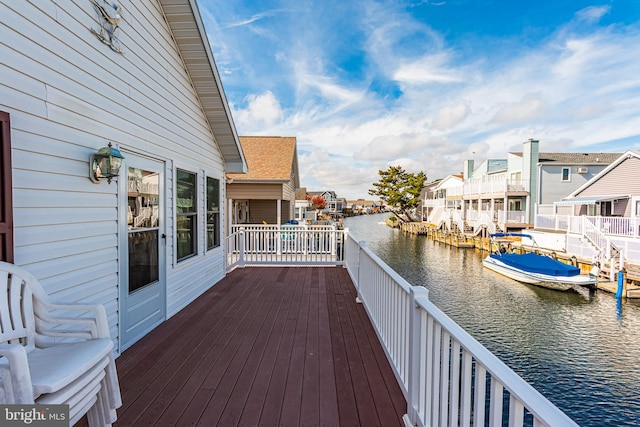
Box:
[110,266,406,426]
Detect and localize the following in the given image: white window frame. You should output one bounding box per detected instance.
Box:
[561,167,571,182]
[633,196,640,217]
[175,167,199,263]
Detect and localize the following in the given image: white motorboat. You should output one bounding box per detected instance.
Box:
[482,233,597,291]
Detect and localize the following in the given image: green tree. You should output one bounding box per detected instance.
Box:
[368,165,427,223]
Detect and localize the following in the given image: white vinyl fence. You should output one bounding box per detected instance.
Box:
[344,233,578,427]
[227,224,343,267]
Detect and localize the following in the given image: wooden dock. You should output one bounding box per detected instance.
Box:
[400,221,640,298]
[596,280,640,298]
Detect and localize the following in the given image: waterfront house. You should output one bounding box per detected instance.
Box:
[535,150,640,266]
[1,0,246,353]
[418,179,440,220]
[555,150,640,218]
[308,190,344,216]
[431,139,619,234]
[226,136,300,226]
[422,174,463,228]
[348,198,378,214]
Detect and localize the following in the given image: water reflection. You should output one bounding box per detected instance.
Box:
[344,215,640,427]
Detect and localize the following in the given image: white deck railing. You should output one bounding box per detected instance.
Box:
[536,214,640,239]
[423,198,446,208]
[226,225,578,426]
[227,224,343,266]
[498,210,527,224]
[464,177,529,196]
[535,214,631,261]
[344,233,577,427]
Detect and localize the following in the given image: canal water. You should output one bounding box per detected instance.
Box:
[344,214,640,426]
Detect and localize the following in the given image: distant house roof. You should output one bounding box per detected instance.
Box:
[308,190,337,199]
[509,152,622,164]
[160,0,246,173]
[227,136,299,185]
[295,187,308,200]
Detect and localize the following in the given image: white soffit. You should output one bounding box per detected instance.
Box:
[159,0,247,173]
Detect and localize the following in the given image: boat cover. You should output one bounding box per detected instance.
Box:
[490,253,580,277]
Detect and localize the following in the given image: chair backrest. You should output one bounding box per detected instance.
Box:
[0,262,38,350]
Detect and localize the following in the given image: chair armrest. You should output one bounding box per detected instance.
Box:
[33,299,111,340]
[0,344,35,404]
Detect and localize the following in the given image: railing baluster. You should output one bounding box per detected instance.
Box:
[440,331,451,426]
[449,340,461,427]
[509,397,525,427]
[473,364,486,427]
[489,378,504,426]
[460,349,473,427]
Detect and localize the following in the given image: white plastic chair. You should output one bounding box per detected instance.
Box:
[0,262,122,426]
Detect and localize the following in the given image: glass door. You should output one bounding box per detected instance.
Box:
[120,154,165,350]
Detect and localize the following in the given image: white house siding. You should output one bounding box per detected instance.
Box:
[1,1,229,351]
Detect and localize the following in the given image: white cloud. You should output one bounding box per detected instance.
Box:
[575,6,611,24]
[393,54,462,85]
[232,91,283,130]
[204,0,640,199]
[432,102,471,130]
[490,93,548,125]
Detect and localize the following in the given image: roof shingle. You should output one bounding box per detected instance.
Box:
[509,152,622,164]
[227,136,297,180]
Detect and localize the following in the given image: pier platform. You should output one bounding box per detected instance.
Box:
[399,221,640,298]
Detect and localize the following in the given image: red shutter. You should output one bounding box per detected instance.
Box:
[0,111,14,263]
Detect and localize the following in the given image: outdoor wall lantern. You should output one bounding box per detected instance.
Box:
[89,142,124,184]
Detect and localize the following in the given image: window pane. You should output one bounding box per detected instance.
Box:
[128,230,159,292]
[177,169,196,214]
[207,177,219,211]
[128,168,159,229]
[207,177,220,249]
[177,169,197,262]
[207,213,219,249]
[177,215,196,261]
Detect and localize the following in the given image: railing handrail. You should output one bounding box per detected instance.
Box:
[344,232,578,427]
[413,292,577,426]
[226,224,344,268]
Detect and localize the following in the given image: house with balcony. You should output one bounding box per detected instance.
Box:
[422,175,464,228]
[428,139,620,235]
[536,150,640,265]
[226,136,300,226]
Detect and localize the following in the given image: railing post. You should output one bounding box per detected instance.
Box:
[239,229,245,268]
[405,286,430,427]
[277,224,282,256]
[356,240,366,304]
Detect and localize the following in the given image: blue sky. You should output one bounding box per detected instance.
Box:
[198,0,640,199]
